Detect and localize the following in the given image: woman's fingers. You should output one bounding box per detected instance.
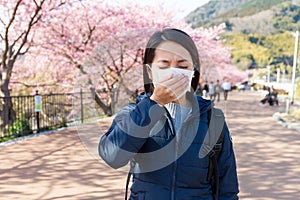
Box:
[164,74,185,85]
[151,74,190,105]
[171,78,190,99]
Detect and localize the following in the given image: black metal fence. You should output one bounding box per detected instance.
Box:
[0,90,103,141]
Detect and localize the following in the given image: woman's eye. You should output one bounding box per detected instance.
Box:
[178,66,188,69]
[158,66,169,69]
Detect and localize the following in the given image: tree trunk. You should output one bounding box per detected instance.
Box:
[0,80,16,134]
[90,88,113,116]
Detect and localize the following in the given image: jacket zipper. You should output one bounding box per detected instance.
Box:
[167,111,200,200]
[171,157,177,200]
[164,111,177,200]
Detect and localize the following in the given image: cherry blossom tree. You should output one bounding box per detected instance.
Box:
[186,23,248,84]
[0,0,74,132]
[2,0,248,121]
[33,1,174,116]
[78,22,248,116]
[11,46,75,95]
[80,29,157,116]
[34,1,172,71]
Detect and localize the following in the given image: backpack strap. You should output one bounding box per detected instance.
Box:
[199,107,225,158]
[202,107,225,200]
[125,172,132,200]
[125,159,136,200]
[208,126,225,200]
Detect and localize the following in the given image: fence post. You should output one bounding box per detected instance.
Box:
[286,97,290,114]
[80,89,84,123]
[34,90,41,131]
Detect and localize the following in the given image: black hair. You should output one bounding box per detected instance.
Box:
[143,28,200,93]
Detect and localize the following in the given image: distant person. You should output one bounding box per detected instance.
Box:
[214,80,222,102]
[260,87,272,105]
[222,79,231,101]
[260,86,278,106]
[208,81,215,100]
[203,80,209,95]
[202,89,209,99]
[270,86,279,106]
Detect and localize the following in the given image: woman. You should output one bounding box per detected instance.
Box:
[99,28,239,200]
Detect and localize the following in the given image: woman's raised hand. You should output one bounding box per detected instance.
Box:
[150,74,189,106]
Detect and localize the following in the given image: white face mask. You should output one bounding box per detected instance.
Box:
[151,67,194,98]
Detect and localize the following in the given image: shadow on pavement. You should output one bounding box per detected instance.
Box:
[0,127,126,200]
[215,90,300,200]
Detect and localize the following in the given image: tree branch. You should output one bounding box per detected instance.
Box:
[13,0,46,60]
[82,21,96,45]
[10,80,58,88]
[124,48,143,74]
[106,48,119,73]
[2,0,22,69]
[100,73,110,91]
[0,17,5,27]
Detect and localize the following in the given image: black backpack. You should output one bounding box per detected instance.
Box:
[125,107,225,200]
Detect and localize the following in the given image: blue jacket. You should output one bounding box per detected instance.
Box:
[99,93,239,200]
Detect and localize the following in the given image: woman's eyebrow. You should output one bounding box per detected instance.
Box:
[157,59,189,63]
[156,59,169,63]
[177,59,189,63]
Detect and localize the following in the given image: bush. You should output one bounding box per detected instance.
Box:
[8,119,32,135]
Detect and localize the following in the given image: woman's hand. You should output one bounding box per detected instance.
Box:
[150,74,189,106]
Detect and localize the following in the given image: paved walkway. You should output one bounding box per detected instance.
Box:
[1,90,299,200]
[215,90,300,200]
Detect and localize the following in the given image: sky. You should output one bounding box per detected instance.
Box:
[138,0,210,19]
[105,0,210,19]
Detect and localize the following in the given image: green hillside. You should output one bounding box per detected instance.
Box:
[185,0,251,28]
[187,0,297,31]
[223,32,295,72]
[272,3,300,32]
[186,0,300,81]
[220,0,288,18]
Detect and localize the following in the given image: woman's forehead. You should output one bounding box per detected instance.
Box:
[155,41,192,60]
